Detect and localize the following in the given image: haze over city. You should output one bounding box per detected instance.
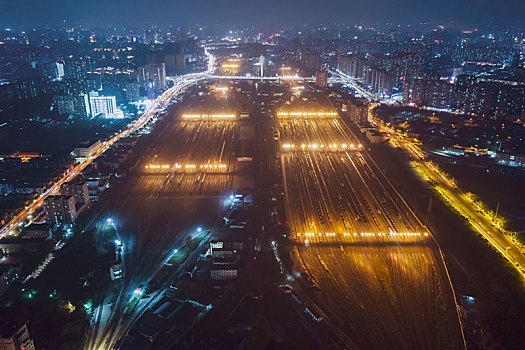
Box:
[0,1,524,349]
[2,0,525,26]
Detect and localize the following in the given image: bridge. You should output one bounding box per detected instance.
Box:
[185,73,382,102]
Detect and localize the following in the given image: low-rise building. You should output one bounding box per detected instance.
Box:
[73,140,101,163]
[495,152,525,168]
[21,223,52,239]
[84,175,110,198]
[210,264,238,280]
[365,128,385,144]
[0,231,51,257]
[109,262,122,281]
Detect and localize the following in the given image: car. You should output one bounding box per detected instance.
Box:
[279,284,293,294]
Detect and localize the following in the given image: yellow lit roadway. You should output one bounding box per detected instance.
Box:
[0,49,216,240]
[373,119,525,279]
[329,69,380,102]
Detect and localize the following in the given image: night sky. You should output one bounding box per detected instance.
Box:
[0,0,524,27]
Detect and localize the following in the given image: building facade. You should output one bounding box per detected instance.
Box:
[61,180,90,205]
[89,95,123,119]
[73,140,101,162]
[315,71,328,88]
[43,195,77,225]
[138,63,166,98]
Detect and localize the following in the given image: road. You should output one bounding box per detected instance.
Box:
[372,119,525,278]
[329,70,381,102]
[276,113,465,349]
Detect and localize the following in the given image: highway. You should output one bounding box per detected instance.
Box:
[329,69,381,102]
[276,115,465,349]
[210,75,312,81]
[373,119,525,279]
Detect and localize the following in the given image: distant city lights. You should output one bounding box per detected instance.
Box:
[145,163,228,171]
[182,114,236,119]
[277,111,338,117]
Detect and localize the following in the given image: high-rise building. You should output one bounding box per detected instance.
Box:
[404,75,456,110]
[0,320,35,350]
[74,93,91,118]
[143,28,160,45]
[0,78,48,105]
[124,82,140,102]
[306,53,321,72]
[137,63,166,98]
[53,95,75,115]
[55,61,65,80]
[315,71,328,88]
[404,73,525,119]
[61,180,90,206]
[347,98,369,125]
[64,58,88,81]
[164,54,186,75]
[43,195,77,226]
[53,94,91,118]
[364,66,395,97]
[338,54,367,79]
[89,95,124,119]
